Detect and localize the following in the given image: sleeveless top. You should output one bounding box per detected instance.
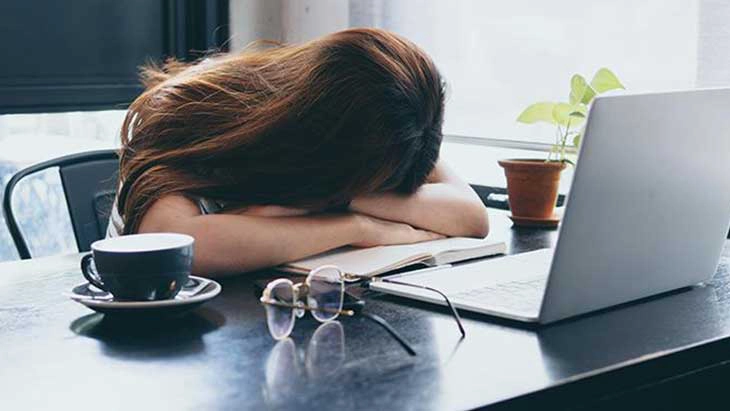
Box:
[106,196,226,238]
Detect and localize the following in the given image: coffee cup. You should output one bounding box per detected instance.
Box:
[80,233,194,301]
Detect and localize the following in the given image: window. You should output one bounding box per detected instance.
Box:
[364,0,704,144]
[235,0,724,143]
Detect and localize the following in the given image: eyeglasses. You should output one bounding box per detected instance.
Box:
[260,265,419,355]
[260,265,466,350]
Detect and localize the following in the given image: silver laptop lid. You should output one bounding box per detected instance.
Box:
[540,88,730,323]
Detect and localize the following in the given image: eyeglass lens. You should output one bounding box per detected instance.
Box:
[266,281,297,340]
[307,266,345,322]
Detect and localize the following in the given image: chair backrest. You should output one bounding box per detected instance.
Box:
[2,150,119,259]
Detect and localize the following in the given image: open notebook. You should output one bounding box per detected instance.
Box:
[280,237,506,278]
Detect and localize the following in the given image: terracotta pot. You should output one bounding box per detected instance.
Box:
[498,159,566,219]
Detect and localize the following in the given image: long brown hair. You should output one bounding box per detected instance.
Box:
[118,28,445,234]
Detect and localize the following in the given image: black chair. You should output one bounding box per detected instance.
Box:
[2,149,119,260]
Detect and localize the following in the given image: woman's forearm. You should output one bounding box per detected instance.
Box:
[136,194,445,277]
[159,213,361,276]
[350,183,489,238]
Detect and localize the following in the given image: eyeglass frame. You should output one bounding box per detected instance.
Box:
[259,266,418,355]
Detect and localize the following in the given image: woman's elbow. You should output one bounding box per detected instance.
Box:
[464,202,490,238]
[178,221,256,277]
[190,237,268,277]
[191,247,264,278]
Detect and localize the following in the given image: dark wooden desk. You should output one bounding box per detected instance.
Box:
[1,212,729,410]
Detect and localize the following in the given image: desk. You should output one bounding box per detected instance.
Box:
[1,212,729,410]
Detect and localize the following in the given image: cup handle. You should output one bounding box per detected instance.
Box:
[80,254,106,291]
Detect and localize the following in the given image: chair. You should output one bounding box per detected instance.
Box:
[2,149,119,259]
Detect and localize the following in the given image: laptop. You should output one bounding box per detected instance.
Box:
[370,88,730,324]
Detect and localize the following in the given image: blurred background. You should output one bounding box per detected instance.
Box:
[1,0,728,260]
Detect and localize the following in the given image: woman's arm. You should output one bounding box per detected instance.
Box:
[350,160,489,238]
[137,195,442,276]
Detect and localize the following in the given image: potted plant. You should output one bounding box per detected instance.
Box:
[499,68,624,227]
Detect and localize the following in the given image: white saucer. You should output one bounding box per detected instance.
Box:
[68,276,221,317]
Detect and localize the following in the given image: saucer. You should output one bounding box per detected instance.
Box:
[68,276,221,317]
[509,214,561,228]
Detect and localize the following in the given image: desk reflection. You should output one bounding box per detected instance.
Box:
[262,321,349,408]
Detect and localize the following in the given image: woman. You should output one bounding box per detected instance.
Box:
[110,28,489,276]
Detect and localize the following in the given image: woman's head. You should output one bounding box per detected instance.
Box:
[119,28,445,233]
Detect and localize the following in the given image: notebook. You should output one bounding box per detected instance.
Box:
[280,237,507,278]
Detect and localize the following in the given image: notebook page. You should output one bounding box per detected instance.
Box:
[405,237,502,255]
[283,245,432,277]
[282,237,504,277]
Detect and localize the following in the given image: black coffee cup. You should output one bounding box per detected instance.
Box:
[81,233,195,301]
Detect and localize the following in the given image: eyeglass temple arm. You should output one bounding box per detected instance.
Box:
[370,278,466,338]
[360,311,417,356]
[260,298,355,316]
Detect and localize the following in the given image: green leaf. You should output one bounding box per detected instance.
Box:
[573,132,582,147]
[590,68,624,93]
[517,102,558,125]
[568,111,586,118]
[552,103,587,126]
[569,74,597,105]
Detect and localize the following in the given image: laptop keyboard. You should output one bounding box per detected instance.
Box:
[451,278,547,312]
[369,248,554,318]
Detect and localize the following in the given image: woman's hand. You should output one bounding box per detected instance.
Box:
[350,160,489,238]
[352,213,444,248]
